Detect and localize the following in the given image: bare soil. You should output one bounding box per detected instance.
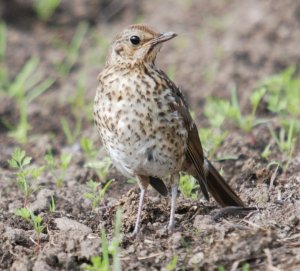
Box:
[0,0,300,270]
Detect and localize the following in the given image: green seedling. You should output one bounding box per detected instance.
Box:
[8,148,44,207]
[262,66,300,117]
[110,208,122,271]
[45,152,72,187]
[0,21,6,61]
[268,120,297,171]
[85,156,112,182]
[127,179,136,184]
[56,22,89,76]
[217,266,226,271]
[87,31,110,65]
[2,57,55,143]
[84,208,123,271]
[261,143,272,160]
[15,207,45,253]
[179,174,199,200]
[34,0,61,21]
[85,229,109,271]
[166,255,178,271]
[80,137,98,160]
[199,128,228,158]
[242,263,250,271]
[83,179,113,210]
[61,74,93,144]
[49,195,56,212]
[204,88,267,134]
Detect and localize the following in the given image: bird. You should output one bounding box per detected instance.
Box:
[94,24,245,235]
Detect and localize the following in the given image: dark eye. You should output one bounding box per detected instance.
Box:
[130,35,140,45]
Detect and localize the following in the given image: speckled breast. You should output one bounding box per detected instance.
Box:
[94,66,188,179]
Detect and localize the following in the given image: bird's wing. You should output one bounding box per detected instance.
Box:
[159,70,209,200]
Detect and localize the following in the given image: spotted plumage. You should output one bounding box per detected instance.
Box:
[94,24,245,235]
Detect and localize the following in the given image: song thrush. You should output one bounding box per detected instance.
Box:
[94,24,245,235]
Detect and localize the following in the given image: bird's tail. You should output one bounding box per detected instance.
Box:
[204,158,245,207]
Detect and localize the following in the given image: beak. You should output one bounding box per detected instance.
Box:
[150,32,177,46]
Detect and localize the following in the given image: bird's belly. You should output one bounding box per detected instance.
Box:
[98,104,187,179]
[105,131,183,178]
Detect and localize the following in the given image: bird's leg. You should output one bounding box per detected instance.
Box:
[132,175,149,236]
[168,173,179,233]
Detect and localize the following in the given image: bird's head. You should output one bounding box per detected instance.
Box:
[105,24,177,67]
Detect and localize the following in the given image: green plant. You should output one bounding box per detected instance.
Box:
[204,88,267,133]
[199,128,228,158]
[179,174,199,200]
[268,120,297,170]
[8,148,44,207]
[242,262,250,271]
[45,152,72,187]
[1,57,55,143]
[166,255,178,271]
[0,21,6,61]
[85,156,112,182]
[61,74,93,144]
[83,179,113,210]
[217,266,226,271]
[84,208,123,271]
[261,143,272,160]
[81,137,97,160]
[262,66,300,117]
[56,22,89,76]
[15,207,45,252]
[49,195,56,212]
[34,0,61,21]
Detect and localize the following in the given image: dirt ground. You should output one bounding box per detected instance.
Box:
[0,0,300,270]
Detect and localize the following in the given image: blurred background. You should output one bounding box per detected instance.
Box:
[1,1,300,270]
[1,0,299,147]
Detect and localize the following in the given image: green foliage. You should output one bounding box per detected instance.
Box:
[179,174,199,200]
[83,179,113,210]
[56,22,89,75]
[15,207,45,235]
[34,0,61,21]
[85,156,112,182]
[80,137,97,160]
[49,195,56,212]
[242,263,250,271]
[0,21,6,61]
[262,66,300,117]
[61,74,93,144]
[1,57,55,143]
[84,208,123,271]
[15,207,45,250]
[199,128,228,158]
[217,266,226,271]
[166,255,178,271]
[45,152,72,187]
[8,148,44,207]
[268,120,297,170]
[110,208,122,271]
[204,88,267,133]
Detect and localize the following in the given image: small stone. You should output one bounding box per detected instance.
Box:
[193,215,215,231]
[188,252,204,266]
[54,217,92,234]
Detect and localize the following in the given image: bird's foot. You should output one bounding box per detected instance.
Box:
[167,222,175,235]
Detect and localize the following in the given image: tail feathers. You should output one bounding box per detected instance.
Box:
[149,176,168,197]
[204,158,245,207]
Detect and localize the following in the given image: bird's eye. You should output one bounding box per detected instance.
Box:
[130,35,140,45]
